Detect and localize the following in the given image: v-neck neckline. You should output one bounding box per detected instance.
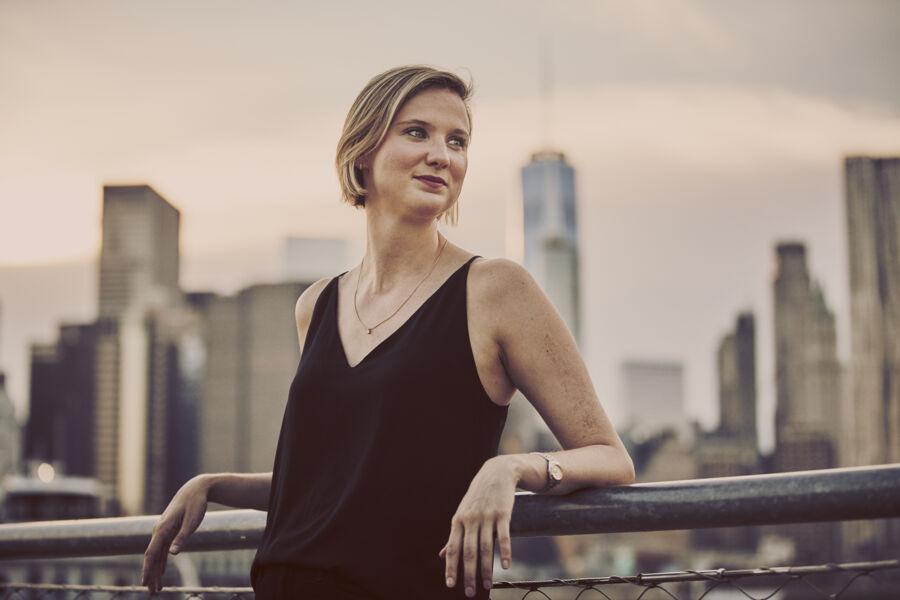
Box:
[334,256,477,370]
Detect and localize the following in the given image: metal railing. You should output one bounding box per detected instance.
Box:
[1,463,898,598]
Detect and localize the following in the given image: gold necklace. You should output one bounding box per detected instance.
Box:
[353,234,449,335]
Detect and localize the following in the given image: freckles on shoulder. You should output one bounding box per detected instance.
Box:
[473,256,539,295]
[468,257,542,328]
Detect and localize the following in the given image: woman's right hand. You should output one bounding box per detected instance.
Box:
[141,474,211,594]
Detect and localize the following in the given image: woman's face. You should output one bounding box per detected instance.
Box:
[363,87,470,222]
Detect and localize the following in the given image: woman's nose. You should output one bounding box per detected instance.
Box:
[425,140,450,169]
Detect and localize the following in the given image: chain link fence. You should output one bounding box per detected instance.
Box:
[1,558,897,600]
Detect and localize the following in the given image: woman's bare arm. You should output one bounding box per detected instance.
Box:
[202,472,272,511]
[441,258,635,594]
[471,258,636,495]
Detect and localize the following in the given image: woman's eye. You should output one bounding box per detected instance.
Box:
[404,127,466,149]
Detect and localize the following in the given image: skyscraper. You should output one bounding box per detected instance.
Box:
[0,372,20,480]
[143,302,206,514]
[200,282,307,477]
[98,185,180,320]
[521,151,580,345]
[692,312,759,551]
[772,241,841,562]
[773,242,841,453]
[844,156,900,466]
[844,156,900,556]
[94,184,181,515]
[23,324,98,477]
[717,313,757,444]
[24,343,60,465]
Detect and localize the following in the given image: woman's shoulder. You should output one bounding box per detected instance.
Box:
[468,256,539,298]
[291,275,338,352]
[294,276,334,325]
[467,255,543,317]
[297,274,333,304]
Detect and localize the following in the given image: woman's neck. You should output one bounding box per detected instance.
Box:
[359,213,446,294]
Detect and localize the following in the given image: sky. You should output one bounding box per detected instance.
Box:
[1,0,899,452]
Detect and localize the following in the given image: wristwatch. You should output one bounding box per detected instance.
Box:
[530,452,563,493]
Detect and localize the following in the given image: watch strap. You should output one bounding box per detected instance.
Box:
[530,451,561,493]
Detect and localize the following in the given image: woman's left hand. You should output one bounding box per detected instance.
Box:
[438,456,517,597]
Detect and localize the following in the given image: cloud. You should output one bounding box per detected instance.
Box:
[468,82,900,206]
[597,0,738,58]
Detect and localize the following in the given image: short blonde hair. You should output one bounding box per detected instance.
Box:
[335,65,474,226]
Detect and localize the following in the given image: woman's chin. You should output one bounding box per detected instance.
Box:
[407,195,451,219]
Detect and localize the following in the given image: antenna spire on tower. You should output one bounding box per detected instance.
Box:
[538,31,552,151]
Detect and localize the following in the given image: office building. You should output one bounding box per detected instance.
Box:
[0,373,19,480]
[98,185,180,319]
[772,242,841,563]
[844,156,900,557]
[773,242,841,453]
[200,282,307,477]
[94,184,181,515]
[692,312,760,551]
[23,324,98,478]
[521,151,581,345]
[143,301,207,514]
[717,313,758,444]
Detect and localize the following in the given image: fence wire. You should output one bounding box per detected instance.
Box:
[0,558,897,599]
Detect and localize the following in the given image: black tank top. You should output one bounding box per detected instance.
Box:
[251,255,509,599]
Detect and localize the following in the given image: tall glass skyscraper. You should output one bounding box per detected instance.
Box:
[521,151,581,346]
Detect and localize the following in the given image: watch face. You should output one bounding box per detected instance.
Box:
[549,464,563,480]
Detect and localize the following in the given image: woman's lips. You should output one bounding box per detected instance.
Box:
[414,176,446,190]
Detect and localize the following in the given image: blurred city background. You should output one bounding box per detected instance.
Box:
[0,0,898,598]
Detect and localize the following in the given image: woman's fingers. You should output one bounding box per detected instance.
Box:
[170,506,200,554]
[444,516,514,594]
[142,525,165,587]
[462,522,479,597]
[142,543,161,591]
[140,546,151,586]
[142,517,178,593]
[443,522,463,589]
[152,547,170,594]
[497,515,512,569]
[479,519,495,590]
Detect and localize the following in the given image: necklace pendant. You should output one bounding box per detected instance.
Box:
[367,328,372,335]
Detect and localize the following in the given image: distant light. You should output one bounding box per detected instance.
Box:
[37,463,55,483]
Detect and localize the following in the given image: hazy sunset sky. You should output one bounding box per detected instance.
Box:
[2,0,899,451]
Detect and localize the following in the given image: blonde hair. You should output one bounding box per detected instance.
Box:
[335,65,474,226]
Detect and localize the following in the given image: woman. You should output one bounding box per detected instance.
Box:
[141,64,635,599]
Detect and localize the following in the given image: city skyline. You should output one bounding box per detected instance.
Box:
[3,2,900,453]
